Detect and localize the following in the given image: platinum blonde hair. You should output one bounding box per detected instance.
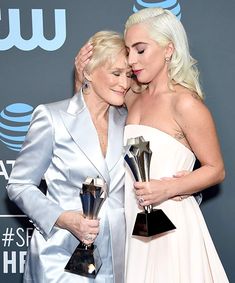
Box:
[85,30,127,75]
[124,8,204,99]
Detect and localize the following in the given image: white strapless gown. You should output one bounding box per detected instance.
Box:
[124,125,229,283]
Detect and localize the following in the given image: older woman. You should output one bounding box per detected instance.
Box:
[7,30,132,283]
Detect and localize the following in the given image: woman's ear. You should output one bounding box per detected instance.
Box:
[165,42,174,58]
[83,70,92,82]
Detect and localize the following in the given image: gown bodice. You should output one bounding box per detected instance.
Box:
[123,124,229,283]
[124,124,196,179]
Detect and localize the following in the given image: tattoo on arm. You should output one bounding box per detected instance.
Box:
[174,130,186,141]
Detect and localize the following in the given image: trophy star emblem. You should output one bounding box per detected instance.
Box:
[82,177,105,196]
[125,136,152,158]
[132,138,151,157]
[124,136,152,182]
[125,136,151,156]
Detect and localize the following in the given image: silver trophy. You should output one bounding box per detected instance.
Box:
[124,136,176,237]
[65,177,106,278]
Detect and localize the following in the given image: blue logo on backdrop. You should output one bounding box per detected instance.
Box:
[133,0,181,19]
[0,103,33,151]
[0,9,66,51]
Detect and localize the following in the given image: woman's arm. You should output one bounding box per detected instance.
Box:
[134,93,225,206]
[6,105,99,242]
[6,105,63,239]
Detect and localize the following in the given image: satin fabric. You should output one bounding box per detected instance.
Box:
[7,91,127,283]
[124,125,229,283]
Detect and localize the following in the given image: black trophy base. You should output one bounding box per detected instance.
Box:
[65,243,102,278]
[132,209,176,237]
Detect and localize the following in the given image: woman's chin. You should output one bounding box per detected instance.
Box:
[135,75,149,84]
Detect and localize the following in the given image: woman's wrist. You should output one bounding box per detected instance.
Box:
[165,179,180,199]
[55,210,82,230]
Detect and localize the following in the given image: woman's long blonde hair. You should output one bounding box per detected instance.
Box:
[124,8,204,99]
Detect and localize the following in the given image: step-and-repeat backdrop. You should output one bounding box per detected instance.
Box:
[1,0,234,281]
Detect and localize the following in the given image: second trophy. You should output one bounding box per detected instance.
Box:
[65,176,106,278]
[124,136,176,237]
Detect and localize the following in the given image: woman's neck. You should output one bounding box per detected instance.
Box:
[83,90,109,157]
[147,71,172,96]
[83,90,109,122]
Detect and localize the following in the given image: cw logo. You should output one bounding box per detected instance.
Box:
[0,9,66,51]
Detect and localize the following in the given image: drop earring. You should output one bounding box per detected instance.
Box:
[165,57,171,63]
[82,78,89,93]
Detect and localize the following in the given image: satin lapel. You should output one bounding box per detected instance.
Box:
[105,106,127,173]
[60,93,110,185]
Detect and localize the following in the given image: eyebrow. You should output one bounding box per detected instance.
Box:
[110,67,131,71]
[126,42,147,48]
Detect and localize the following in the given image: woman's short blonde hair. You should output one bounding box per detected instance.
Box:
[85,30,127,75]
[124,8,204,99]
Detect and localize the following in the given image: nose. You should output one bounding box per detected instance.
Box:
[119,75,130,90]
[127,50,136,66]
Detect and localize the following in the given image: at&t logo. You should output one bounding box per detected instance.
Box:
[133,0,181,19]
[0,103,33,151]
[0,9,66,51]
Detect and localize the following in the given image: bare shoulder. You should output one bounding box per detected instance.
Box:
[171,85,216,139]
[172,85,207,116]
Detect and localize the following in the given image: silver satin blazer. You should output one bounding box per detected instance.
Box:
[7,92,127,283]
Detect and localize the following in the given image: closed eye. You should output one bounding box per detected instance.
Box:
[126,72,133,78]
[137,49,145,54]
[113,72,120,76]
